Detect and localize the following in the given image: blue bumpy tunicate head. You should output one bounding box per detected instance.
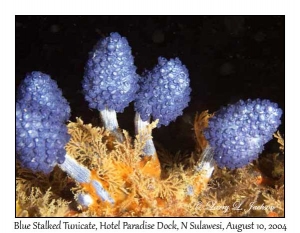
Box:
[17,71,71,122]
[82,32,139,113]
[204,99,282,169]
[134,57,191,127]
[16,71,71,174]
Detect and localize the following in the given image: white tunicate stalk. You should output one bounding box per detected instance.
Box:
[76,193,94,207]
[134,112,156,156]
[195,145,215,180]
[59,154,114,204]
[100,107,124,142]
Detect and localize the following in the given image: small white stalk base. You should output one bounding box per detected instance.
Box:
[100,107,124,142]
[195,145,215,180]
[134,113,156,156]
[59,154,114,204]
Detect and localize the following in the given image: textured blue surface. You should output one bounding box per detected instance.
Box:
[17,71,70,122]
[204,99,282,169]
[16,72,70,174]
[135,57,191,127]
[82,32,139,113]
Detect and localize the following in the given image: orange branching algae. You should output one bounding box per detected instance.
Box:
[16,186,70,217]
[273,131,284,153]
[194,110,213,153]
[16,113,285,217]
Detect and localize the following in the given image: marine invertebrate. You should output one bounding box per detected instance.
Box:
[134,57,191,155]
[16,71,113,203]
[16,71,70,173]
[17,71,71,122]
[135,57,191,127]
[204,99,282,169]
[82,32,139,140]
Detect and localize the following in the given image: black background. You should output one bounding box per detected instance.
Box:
[15,16,285,153]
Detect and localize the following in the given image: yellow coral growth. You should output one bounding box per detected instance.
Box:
[63,118,211,216]
[273,131,284,153]
[16,187,70,217]
[194,110,213,153]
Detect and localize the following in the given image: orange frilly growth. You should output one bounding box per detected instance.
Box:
[65,118,212,216]
[194,110,213,153]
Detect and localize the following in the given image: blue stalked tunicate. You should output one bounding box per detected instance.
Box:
[204,99,282,169]
[16,72,71,174]
[17,71,71,122]
[134,57,191,127]
[82,32,139,113]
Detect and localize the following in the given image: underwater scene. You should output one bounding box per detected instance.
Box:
[15,16,284,217]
